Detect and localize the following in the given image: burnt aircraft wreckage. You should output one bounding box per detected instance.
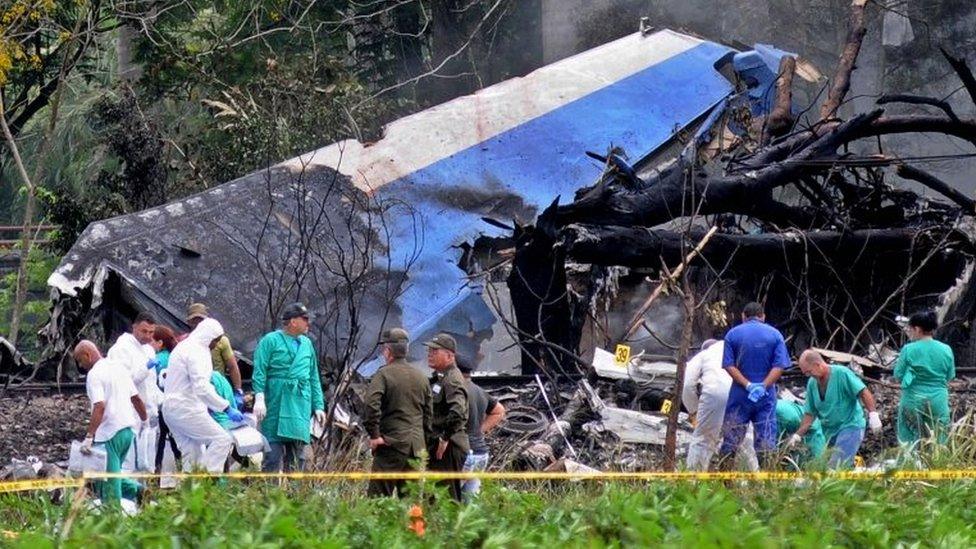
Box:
[31,23,976,395]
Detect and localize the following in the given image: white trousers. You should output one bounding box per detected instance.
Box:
[686,387,759,471]
[162,399,234,473]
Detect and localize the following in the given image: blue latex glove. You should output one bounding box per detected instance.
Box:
[747,383,766,403]
[225,407,245,423]
[233,389,245,409]
[147,359,160,371]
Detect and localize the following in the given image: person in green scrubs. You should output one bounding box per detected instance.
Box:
[252,302,326,472]
[776,399,826,463]
[894,310,955,444]
[210,371,239,429]
[788,350,882,468]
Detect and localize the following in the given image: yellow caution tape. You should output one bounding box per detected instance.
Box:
[0,477,84,494]
[76,469,976,482]
[4,469,976,493]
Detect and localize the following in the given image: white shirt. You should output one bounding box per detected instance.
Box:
[682,341,733,415]
[164,318,229,412]
[86,358,141,442]
[108,332,163,413]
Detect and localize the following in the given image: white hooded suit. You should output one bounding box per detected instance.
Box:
[162,318,234,472]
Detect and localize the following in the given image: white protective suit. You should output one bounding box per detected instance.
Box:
[108,332,164,418]
[161,318,234,472]
[682,341,760,471]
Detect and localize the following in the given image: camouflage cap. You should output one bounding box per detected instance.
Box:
[423,333,457,353]
[379,327,409,344]
[186,302,209,322]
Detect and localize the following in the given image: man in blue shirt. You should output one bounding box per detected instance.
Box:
[719,302,791,468]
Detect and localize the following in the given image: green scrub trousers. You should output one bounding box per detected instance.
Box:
[100,427,142,503]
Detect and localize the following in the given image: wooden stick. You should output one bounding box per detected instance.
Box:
[621,226,718,341]
[764,56,797,143]
[819,0,868,121]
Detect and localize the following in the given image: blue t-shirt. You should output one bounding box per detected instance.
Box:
[723,319,791,383]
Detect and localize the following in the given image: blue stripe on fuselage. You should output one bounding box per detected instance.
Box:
[377,41,734,335]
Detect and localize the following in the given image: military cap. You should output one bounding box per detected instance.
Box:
[424,333,457,353]
[379,327,409,344]
[186,302,209,322]
[456,355,475,373]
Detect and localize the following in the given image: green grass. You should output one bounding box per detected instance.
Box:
[4,477,976,547]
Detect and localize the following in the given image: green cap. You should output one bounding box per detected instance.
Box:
[186,303,209,322]
[380,327,409,344]
[424,333,457,353]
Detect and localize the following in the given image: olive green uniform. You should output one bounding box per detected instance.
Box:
[428,364,469,501]
[364,359,433,497]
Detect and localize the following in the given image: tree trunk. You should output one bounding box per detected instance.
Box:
[664,274,694,471]
[1,96,37,346]
[561,225,966,271]
[508,216,580,377]
[117,22,142,83]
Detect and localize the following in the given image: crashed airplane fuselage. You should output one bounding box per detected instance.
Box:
[47,29,784,377]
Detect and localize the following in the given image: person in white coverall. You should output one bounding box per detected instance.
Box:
[162,318,242,472]
[108,312,164,426]
[683,339,760,471]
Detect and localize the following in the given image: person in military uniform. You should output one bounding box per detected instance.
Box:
[252,302,326,472]
[425,333,469,501]
[363,328,433,497]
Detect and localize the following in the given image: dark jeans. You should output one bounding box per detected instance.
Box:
[155,409,182,473]
[368,446,414,498]
[262,440,306,473]
[428,440,467,502]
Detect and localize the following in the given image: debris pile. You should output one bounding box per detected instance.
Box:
[0,393,87,464]
[481,367,692,472]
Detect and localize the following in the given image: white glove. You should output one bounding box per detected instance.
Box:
[868,411,882,434]
[80,436,94,455]
[786,433,802,448]
[140,418,151,433]
[314,409,327,425]
[254,392,267,422]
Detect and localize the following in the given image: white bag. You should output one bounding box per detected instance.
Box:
[134,426,158,472]
[231,425,268,456]
[68,440,108,473]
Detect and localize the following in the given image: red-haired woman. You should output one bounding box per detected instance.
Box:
[151,325,182,485]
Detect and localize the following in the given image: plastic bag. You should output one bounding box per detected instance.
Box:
[231,425,268,456]
[134,426,158,472]
[68,440,108,473]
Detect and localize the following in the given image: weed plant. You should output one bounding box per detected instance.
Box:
[3,474,976,547]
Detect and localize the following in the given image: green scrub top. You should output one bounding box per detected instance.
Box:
[210,371,237,429]
[894,338,955,443]
[894,338,954,391]
[252,330,325,443]
[804,365,866,440]
[776,400,826,458]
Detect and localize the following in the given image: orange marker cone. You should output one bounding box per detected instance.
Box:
[408,504,426,537]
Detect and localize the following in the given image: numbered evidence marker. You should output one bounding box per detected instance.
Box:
[661,399,673,414]
[614,344,631,367]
